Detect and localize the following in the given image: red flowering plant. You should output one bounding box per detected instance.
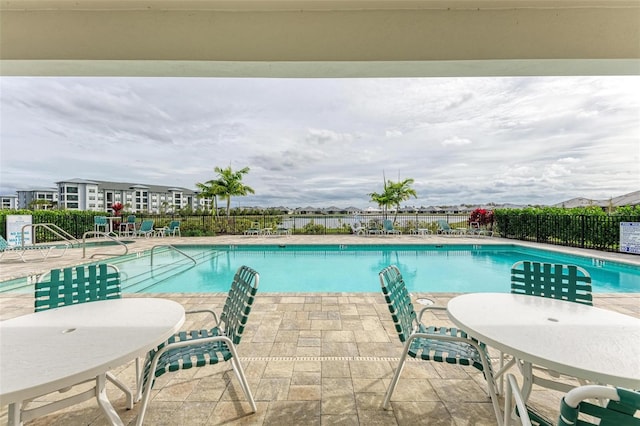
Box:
[468,208,494,228]
[111,202,124,217]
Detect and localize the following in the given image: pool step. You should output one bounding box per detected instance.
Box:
[120,248,222,293]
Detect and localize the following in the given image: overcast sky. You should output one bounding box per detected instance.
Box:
[1,76,638,208]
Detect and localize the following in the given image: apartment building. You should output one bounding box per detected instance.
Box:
[55,178,210,213]
[0,194,18,209]
[16,188,59,210]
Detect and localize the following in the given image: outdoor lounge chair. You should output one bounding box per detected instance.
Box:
[350,222,366,236]
[379,265,502,422]
[496,261,593,395]
[244,221,262,235]
[162,220,181,237]
[467,221,494,237]
[135,265,260,426]
[33,264,135,410]
[504,374,640,426]
[436,219,462,235]
[382,219,402,235]
[134,219,155,238]
[274,224,291,235]
[0,235,68,262]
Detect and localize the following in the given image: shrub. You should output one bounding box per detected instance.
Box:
[469,208,494,226]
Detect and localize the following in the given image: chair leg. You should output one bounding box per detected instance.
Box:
[227,344,257,413]
[382,347,410,410]
[135,356,159,426]
[477,348,504,426]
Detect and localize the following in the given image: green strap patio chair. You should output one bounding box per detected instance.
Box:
[34,264,134,409]
[135,265,260,426]
[436,219,462,235]
[244,221,262,235]
[119,215,137,236]
[163,220,181,237]
[379,265,502,422]
[510,261,592,305]
[382,219,402,235]
[496,261,593,395]
[134,219,155,238]
[35,264,122,311]
[504,374,640,426]
[0,235,68,263]
[93,215,108,233]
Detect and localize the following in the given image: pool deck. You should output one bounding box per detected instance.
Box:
[1,235,639,425]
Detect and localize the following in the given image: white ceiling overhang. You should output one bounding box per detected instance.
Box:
[1,0,639,77]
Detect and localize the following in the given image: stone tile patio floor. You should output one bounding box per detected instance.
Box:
[1,235,638,425]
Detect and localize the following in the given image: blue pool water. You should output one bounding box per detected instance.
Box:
[105,244,639,294]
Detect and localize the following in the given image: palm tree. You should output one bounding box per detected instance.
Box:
[369,177,417,221]
[369,187,394,219]
[201,166,255,218]
[195,179,223,216]
[387,178,417,221]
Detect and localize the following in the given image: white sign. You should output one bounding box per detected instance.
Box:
[620,222,640,254]
[6,215,33,246]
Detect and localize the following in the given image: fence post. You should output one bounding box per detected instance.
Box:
[581,215,585,248]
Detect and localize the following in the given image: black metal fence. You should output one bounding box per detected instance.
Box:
[141,213,472,236]
[494,214,640,253]
[2,211,637,254]
[0,213,472,241]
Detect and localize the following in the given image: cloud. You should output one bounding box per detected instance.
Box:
[305,128,354,145]
[1,76,639,207]
[441,137,472,147]
[385,129,403,138]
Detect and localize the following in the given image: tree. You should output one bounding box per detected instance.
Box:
[198,166,255,218]
[369,176,417,221]
[29,199,54,210]
[196,178,223,216]
[369,187,394,219]
[387,178,417,221]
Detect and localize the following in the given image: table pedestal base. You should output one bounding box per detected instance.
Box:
[8,373,126,426]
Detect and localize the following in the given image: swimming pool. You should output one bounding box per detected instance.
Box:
[105,244,639,294]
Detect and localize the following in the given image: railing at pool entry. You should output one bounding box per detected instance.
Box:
[82,231,128,258]
[150,245,196,266]
[21,223,80,247]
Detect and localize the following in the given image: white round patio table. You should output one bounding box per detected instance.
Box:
[447,293,640,396]
[0,298,185,426]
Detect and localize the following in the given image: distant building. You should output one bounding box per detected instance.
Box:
[0,194,18,209]
[55,178,211,214]
[17,188,59,209]
[553,190,640,210]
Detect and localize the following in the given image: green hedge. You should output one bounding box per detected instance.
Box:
[0,209,101,242]
[494,206,640,251]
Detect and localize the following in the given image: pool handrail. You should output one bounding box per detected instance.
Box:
[150,244,197,266]
[82,231,129,258]
[21,223,79,247]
